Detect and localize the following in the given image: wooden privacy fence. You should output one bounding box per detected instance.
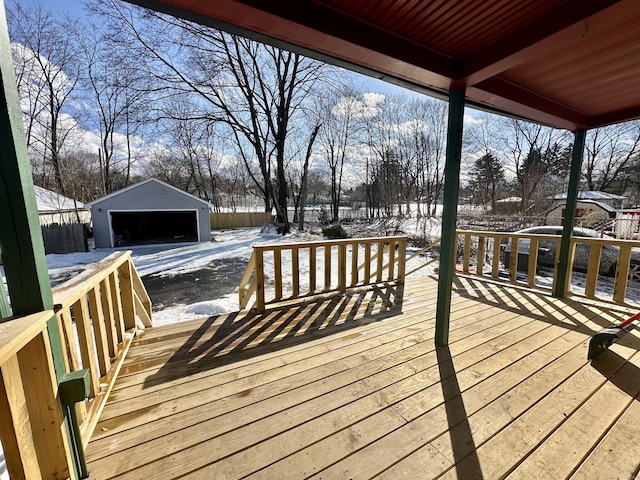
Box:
[239,236,407,312]
[456,230,640,306]
[210,211,274,229]
[0,251,151,479]
[42,222,87,254]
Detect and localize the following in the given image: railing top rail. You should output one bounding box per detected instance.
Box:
[0,310,53,365]
[252,235,407,251]
[52,250,133,308]
[457,229,640,247]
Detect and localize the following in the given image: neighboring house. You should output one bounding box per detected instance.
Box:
[34,185,90,225]
[615,208,640,239]
[87,178,212,248]
[493,196,522,215]
[551,191,627,209]
[546,199,616,226]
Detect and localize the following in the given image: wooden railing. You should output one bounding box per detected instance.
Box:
[455,230,640,306]
[0,310,74,479]
[239,236,407,311]
[0,251,151,478]
[51,250,152,447]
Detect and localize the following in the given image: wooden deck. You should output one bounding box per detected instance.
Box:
[85,275,640,479]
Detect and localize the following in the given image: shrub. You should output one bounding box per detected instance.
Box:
[322,224,349,239]
[317,207,330,225]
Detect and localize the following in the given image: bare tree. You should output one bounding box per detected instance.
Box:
[583,122,640,192]
[499,118,568,214]
[94,0,333,233]
[8,1,81,194]
[71,20,154,194]
[289,122,321,230]
[316,85,365,221]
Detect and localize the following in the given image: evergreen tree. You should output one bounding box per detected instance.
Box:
[468,153,505,211]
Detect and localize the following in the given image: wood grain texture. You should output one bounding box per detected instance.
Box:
[84,277,640,480]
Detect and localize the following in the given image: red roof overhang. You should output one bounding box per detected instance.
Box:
[127,0,640,130]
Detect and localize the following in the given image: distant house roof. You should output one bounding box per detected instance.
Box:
[33,186,84,213]
[551,191,627,201]
[86,178,212,208]
[496,197,521,203]
[546,199,617,216]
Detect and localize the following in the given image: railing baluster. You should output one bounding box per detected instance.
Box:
[376,241,384,282]
[117,262,136,330]
[274,249,282,300]
[73,297,100,398]
[309,246,316,293]
[351,242,358,287]
[255,249,265,311]
[109,272,125,343]
[338,244,347,293]
[88,286,110,377]
[585,243,603,298]
[463,234,471,273]
[476,235,485,277]
[388,240,396,279]
[492,235,501,278]
[292,247,300,297]
[364,243,371,283]
[613,244,632,303]
[527,237,539,287]
[324,245,331,290]
[100,278,117,358]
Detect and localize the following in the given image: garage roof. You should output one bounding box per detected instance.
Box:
[86,178,212,208]
[129,0,640,131]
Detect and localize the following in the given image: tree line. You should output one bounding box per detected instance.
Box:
[8,0,640,234]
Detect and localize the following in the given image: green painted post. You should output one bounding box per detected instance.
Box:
[0,7,53,317]
[0,276,10,318]
[435,87,466,346]
[0,4,85,478]
[554,129,586,298]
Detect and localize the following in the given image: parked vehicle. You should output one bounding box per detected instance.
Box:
[502,226,640,282]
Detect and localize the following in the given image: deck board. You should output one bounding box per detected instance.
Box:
[85,275,640,479]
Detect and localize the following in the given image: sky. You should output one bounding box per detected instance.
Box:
[27,0,430,101]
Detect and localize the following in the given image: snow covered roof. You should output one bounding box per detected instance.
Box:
[496,196,521,203]
[33,185,84,213]
[546,199,617,217]
[551,191,627,201]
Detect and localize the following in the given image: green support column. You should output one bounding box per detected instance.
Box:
[435,87,466,346]
[554,129,586,298]
[0,6,53,317]
[0,4,86,478]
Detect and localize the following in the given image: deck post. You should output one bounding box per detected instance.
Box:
[0,3,83,478]
[435,86,466,346]
[554,129,586,298]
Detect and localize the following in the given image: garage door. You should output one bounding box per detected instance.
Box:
[110,210,198,247]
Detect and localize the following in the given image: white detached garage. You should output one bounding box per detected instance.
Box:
[88,178,212,248]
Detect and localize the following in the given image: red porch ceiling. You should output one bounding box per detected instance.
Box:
[129,0,640,130]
